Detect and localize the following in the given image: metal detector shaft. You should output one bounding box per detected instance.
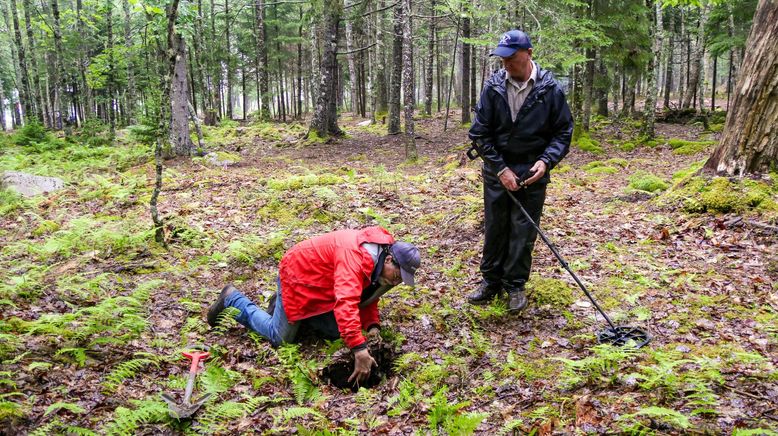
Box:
[467,141,617,330]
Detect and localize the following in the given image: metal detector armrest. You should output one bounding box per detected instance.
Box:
[466,141,484,161]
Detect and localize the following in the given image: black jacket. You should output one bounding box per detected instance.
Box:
[469,63,573,176]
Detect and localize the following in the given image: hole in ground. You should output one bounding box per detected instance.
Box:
[321,341,398,392]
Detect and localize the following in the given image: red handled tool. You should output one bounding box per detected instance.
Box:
[161,345,213,418]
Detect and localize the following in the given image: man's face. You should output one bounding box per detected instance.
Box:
[379,256,403,287]
[501,48,532,81]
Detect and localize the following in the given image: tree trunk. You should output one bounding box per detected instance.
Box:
[225,0,233,120]
[7,0,31,125]
[122,0,137,124]
[297,6,304,118]
[169,34,194,157]
[0,80,6,131]
[682,5,710,109]
[423,0,435,116]
[678,9,686,108]
[387,3,402,134]
[703,0,777,176]
[345,7,359,114]
[308,0,343,137]
[595,54,608,116]
[309,11,321,114]
[663,30,673,108]
[582,48,594,131]
[460,16,470,124]
[643,0,663,139]
[106,0,116,140]
[51,0,69,131]
[253,0,269,119]
[402,0,417,160]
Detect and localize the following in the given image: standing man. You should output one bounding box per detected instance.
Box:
[207,226,420,385]
[467,30,573,312]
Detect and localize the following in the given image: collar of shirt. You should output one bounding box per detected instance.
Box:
[505,61,537,91]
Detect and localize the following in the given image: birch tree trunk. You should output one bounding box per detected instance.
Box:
[643,0,663,139]
[51,0,69,131]
[106,0,116,140]
[402,0,417,160]
[345,7,359,114]
[387,3,402,134]
[703,0,777,176]
[681,4,710,109]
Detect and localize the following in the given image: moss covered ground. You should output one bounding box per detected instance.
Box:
[0,113,776,434]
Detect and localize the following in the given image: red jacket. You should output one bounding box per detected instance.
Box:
[279,227,395,349]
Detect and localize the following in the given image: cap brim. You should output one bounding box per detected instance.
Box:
[490,46,518,58]
[400,268,415,286]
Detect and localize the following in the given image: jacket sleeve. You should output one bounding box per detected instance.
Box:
[359,301,380,330]
[332,248,368,349]
[538,86,573,170]
[469,87,508,175]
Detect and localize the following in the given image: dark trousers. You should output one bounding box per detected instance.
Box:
[481,165,547,291]
[300,311,341,340]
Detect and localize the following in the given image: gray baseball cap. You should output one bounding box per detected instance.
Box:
[390,242,420,286]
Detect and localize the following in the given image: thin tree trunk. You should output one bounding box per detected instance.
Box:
[122,0,137,124]
[106,0,116,140]
[643,0,663,139]
[460,16,470,123]
[51,0,69,131]
[711,54,717,111]
[7,0,30,125]
[225,0,233,120]
[678,8,686,108]
[682,5,710,109]
[297,5,303,118]
[424,0,435,116]
[582,48,594,131]
[0,79,6,131]
[595,53,608,116]
[402,0,417,160]
[704,0,777,175]
[663,29,673,108]
[387,3,402,134]
[189,101,204,151]
[345,5,359,114]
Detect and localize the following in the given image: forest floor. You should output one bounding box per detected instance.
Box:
[0,110,777,435]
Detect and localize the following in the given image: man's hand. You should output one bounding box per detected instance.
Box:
[523,160,547,186]
[348,348,377,385]
[498,168,520,191]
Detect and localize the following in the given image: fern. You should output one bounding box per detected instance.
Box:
[732,430,778,436]
[196,401,245,433]
[103,352,161,392]
[427,387,486,436]
[279,406,324,424]
[212,306,241,335]
[554,343,640,389]
[0,399,24,420]
[199,360,242,394]
[44,401,87,416]
[618,406,691,431]
[277,343,321,405]
[55,347,88,367]
[102,399,170,435]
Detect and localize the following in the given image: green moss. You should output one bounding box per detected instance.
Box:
[573,130,604,155]
[618,142,636,152]
[628,172,669,193]
[664,175,777,214]
[667,138,716,155]
[529,278,575,308]
[554,164,572,174]
[606,158,629,168]
[266,173,344,191]
[32,220,61,237]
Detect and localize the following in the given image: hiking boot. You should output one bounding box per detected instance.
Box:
[207,284,238,327]
[266,293,277,316]
[467,281,502,305]
[507,288,528,313]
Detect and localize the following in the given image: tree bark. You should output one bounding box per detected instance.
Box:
[308,0,343,137]
[106,0,116,139]
[225,0,233,120]
[6,0,30,125]
[387,3,402,134]
[460,16,470,124]
[51,0,69,131]
[682,4,710,109]
[402,0,417,160]
[663,28,673,108]
[122,0,137,124]
[703,0,777,176]
[345,5,359,114]
[595,53,608,117]
[169,34,194,157]
[643,0,663,139]
[582,48,594,131]
[0,79,6,131]
[423,0,435,116]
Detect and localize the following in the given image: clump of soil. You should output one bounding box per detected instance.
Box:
[321,340,398,391]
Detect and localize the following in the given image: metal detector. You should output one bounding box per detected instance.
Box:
[467,142,651,348]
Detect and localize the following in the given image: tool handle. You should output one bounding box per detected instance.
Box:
[183,351,210,374]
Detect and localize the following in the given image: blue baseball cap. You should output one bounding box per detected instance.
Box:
[490,30,533,58]
[390,242,420,286]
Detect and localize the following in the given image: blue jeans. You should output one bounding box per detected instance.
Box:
[225,279,298,347]
[225,279,341,346]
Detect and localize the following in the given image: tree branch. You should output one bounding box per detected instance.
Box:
[336,42,376,55]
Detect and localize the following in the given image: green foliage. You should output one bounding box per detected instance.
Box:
[554,344,640,390]
[227,231,288,264]
[196,396,271,433]
[0,188,27,216]
[103,353,161,392]
[666,176,777,214]
[583,161,619,175]
[77,119,112,147]
[13,120,50,147]
[200,361,242,395]
[266,173,344,191]
[529,278,575,308]
[628,171,669,193]
[102,399,170,435]
[573,130,604,154]
[277,344,321,405]
[618,406,690,432]
[44,401,87,416]
[427,388,486,435]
